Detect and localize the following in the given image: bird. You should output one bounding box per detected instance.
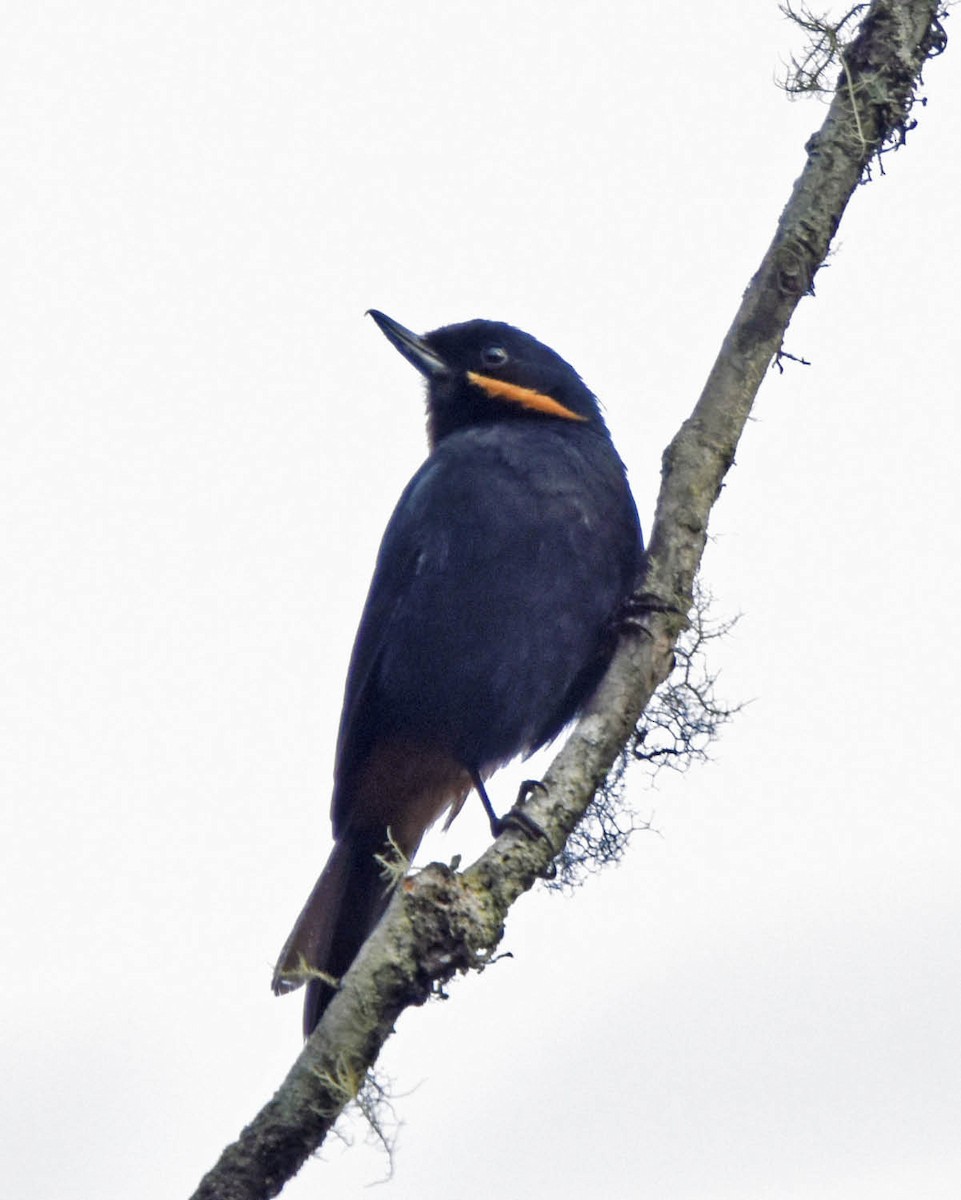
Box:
[272,310,643,1035]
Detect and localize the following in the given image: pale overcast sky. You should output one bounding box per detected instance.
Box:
[3,4,960,1198]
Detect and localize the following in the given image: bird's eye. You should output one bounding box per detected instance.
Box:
[480,346,509,369]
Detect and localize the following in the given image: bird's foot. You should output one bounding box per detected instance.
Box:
[483,777,555,845]
[491,806,558,879]
[618,589,686,632]
[490,803,548,844]
[510,783,559,878]
[507,778,552,837]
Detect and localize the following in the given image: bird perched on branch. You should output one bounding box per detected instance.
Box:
[273,310,643,1035]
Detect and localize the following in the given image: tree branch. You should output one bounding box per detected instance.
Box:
[189,3,947,1196]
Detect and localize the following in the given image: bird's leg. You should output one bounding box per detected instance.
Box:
[470,769,512,835]
[470,770,555,851]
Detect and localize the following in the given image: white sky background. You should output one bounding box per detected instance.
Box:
[3,3,960,1197]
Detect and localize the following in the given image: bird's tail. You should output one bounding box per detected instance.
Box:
[272,831,394,1036]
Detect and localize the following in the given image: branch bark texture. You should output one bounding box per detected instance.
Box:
[190,4,946,1196]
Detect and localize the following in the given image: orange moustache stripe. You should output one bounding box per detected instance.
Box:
[466,371,587,422]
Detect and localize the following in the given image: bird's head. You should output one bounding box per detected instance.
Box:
[367,310,607,447]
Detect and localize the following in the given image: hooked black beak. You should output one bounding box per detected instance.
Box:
[367,310,449,379]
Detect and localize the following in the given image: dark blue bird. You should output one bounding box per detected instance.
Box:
[273,311,643,1034]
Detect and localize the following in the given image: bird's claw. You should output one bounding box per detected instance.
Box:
[516,778,548,806]
[493,807,559,877]
[493,780,557,864]
[618,590,685,631]
[491,805,550,845]
[473,771,557,857]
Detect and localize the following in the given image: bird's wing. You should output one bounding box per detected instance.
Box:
[330,457,448,829]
